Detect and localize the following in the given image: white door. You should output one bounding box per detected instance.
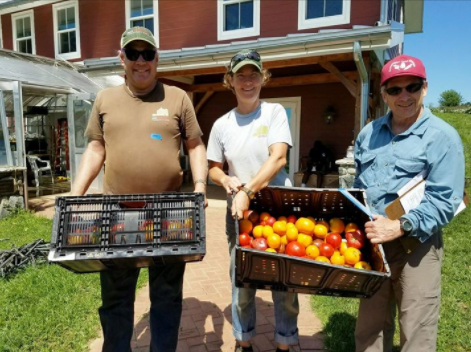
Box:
[264,97,301,183]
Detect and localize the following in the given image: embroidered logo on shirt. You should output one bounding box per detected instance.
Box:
[253,125,268,137]
[150,133,163,140]
[152,107,169,121]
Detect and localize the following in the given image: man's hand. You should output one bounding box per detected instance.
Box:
[365,215,402,244]
[231,190,249,220]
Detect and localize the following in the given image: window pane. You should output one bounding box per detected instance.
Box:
[131,19,144,27]
[24,17,31,37]
[307,0,324,19]
[16,18,25,38]
[131,0,142,17]
[325,0,342,16]
[58,9,67,30]
[240,1,253,29]
[143,0,153,16]
[144,18,154,33]
[19,39,32,54]
[225,3,239,31]
[59,32,70,53]
[70,30,76,52]
[66,7,76,29]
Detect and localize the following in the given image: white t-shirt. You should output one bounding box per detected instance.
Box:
[207,101,292,186]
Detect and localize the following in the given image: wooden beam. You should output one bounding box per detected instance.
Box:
[187,71,358,93]
[157,78,191,91]
[319,61,356,97]
[195,91,214,115]
[157,53,354,78]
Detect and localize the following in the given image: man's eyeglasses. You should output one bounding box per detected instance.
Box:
[122,48,156,61]
[230,51,261,70]
[384,82,424,96]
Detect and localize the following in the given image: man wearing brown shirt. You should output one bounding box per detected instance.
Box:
[71,27,207,352]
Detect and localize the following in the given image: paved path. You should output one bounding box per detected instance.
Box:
[30,187,327,352]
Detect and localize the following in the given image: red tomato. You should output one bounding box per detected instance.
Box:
[346,229,366,249]
[239,233,252,247]
[319,243,335,258]
[251,237,268,251]
[325,233,342,249]
[285,241,306,257]
[313,238,324,248]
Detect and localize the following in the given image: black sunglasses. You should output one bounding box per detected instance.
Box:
[384,82,424,96]
[122,48,156,61]
[230,51,261,70]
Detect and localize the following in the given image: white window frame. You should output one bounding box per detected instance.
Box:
[11,10,36,54]
[125,0,159,48]
[52,0,81,60]
[298,0,351,30]
[217,0,260,41]
[0,17,3,48]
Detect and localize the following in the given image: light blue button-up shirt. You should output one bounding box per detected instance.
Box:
[354,108,464,243]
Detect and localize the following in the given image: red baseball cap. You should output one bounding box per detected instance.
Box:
[381,54,426,86]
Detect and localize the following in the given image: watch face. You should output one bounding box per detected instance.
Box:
[401,219,413,232]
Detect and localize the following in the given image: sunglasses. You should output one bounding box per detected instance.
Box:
[122,48,156,61]
[384,82,424,96]
[230,51,261,70]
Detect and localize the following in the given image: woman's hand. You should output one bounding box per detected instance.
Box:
[222,175,242,195]
[231,190,250,220]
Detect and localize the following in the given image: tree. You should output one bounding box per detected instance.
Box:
[439,89,463,107]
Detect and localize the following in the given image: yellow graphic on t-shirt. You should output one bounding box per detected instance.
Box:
[253,125,268,137]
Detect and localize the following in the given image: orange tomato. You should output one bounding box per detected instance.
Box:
[306,216,316,225]
[262,225,274,238]
[281,235,288,245]
[267,233,282,249]
[272,221,287,236]
[277,216,288,223]
[345,222,359,233]
[339,241,348,255]
[259,212,271,222]
[285,226,299,242]
[277,243,286,254]
[354,261,372,270]
[265,248,277,253]
[316,219,330,231]
[305,245,320,259]
[329,218,345,234]
[330,251,346,265]
[344,247,361,265]
[297,233,313,248]
[313,224,328,239]
[252,225,264,238]
[315,256,331,264]
[239,219,253,234]
[295,217,315,236]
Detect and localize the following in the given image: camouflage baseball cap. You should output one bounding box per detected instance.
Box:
[120,26,157,48]
[230,49,262,73]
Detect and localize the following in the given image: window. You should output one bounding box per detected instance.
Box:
[12,10,36,54]
[218,0,260,41]
[298,0,351,30]
[52,0,81,60]
[125,0,159,47]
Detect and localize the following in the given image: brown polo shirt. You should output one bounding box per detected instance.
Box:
[85,82,202,194]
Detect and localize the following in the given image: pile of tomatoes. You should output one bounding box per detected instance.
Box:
[238,210,372,270]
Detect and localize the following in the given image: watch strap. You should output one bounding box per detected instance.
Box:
[241,186,255,200]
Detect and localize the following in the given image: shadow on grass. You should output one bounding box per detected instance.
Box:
[322,312,400,352]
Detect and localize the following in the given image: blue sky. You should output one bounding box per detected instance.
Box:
[404,0,470,107]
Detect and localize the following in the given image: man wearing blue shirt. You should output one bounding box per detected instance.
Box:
[353,54,464,352]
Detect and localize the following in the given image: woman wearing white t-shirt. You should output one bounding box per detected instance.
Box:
[207,50,299,352]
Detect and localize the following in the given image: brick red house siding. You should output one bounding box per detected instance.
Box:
[1,14,12,50]
[34,6,54,57]
[197,83,355,162]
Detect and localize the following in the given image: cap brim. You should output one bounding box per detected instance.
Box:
[381,72,426,86]
[231,60,262,73]
[122,38,157,49]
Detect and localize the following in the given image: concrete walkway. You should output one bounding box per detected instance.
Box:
[30,186,326,352]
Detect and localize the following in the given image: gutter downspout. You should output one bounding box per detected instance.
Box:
[379,0,388,25]
[353,41,369,130]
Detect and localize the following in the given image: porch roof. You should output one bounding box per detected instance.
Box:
[80,22,405,78]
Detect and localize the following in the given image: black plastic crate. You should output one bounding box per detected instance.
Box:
[48,193,205,273]
[235,186,390,298]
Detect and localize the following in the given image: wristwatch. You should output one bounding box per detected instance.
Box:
[240,186,255,200]
[399,217,413,237]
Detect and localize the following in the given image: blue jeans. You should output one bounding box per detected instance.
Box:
[99,262,186,352]
[226,204,299,345]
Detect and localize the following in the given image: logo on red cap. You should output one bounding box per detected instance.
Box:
[381,54,426,86]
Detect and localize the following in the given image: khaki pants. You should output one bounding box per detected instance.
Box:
[355,232,443,352]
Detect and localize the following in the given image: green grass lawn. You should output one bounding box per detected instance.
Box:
[0,212,148,352]
[311,112,471,352]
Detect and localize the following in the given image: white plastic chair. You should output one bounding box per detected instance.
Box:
[27,155,54,194]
